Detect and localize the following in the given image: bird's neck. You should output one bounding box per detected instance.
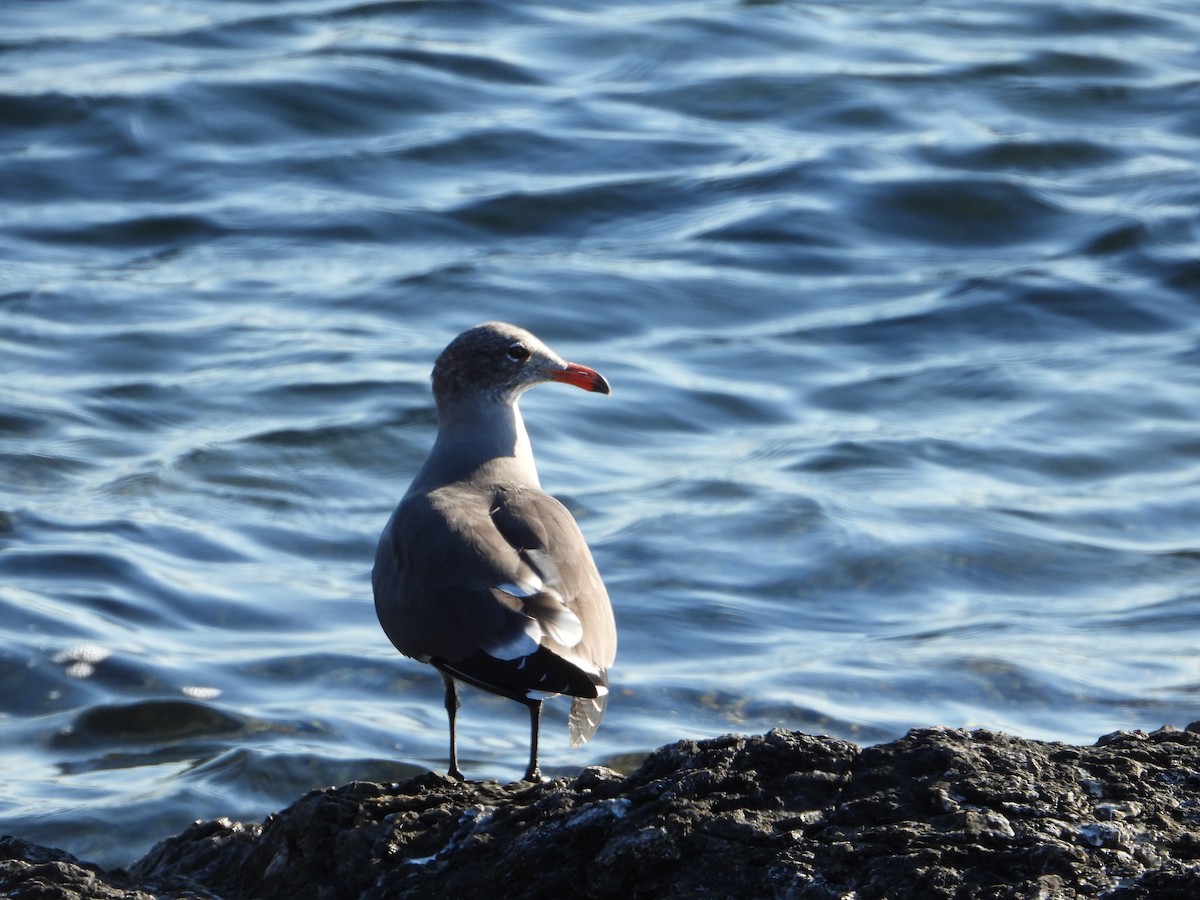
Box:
[413,396,541,491]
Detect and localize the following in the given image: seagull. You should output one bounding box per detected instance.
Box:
[373,322,617,782]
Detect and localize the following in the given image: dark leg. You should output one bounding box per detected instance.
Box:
[441,673,464,781]
[521,697,543,782]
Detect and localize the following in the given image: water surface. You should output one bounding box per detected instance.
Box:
[3,0,1200,867]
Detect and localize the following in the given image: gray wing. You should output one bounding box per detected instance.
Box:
[373,482,616,723]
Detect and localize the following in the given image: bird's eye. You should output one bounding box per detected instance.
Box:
[506,342,531,362]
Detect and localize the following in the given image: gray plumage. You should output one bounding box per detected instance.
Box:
[373,322,617,781]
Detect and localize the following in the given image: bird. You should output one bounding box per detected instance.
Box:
[373,321,617,782]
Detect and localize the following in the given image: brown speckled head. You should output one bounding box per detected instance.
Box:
[431,322,610,408]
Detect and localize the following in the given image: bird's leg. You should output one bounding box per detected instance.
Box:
[522,697,543,782]
[441,673,464,781]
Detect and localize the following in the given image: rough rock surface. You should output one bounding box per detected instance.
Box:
[5,725,1200,898]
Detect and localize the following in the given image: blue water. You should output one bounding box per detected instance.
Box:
[3,0,1200,868]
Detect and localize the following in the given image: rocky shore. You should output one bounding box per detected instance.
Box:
[4,725,1200,898]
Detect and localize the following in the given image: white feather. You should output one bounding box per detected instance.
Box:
[485,624,541,661]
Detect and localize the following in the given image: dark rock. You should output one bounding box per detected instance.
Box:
[5,726,1200,898]
[0,836,168,900]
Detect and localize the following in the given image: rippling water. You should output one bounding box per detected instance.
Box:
[3,0,1200,867]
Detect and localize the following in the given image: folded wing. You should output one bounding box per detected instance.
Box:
[373,481,616,740]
